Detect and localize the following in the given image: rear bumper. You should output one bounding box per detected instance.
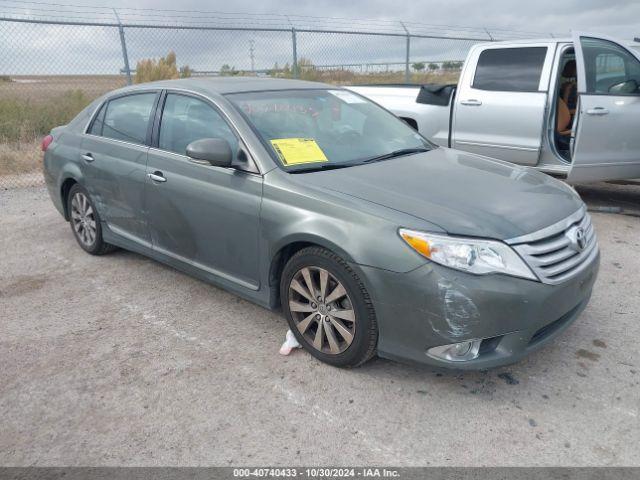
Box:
[355,250,599,370]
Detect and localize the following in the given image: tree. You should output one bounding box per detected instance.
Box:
[220,64,239,76]
[443,60,463,70]
[134,51,191,83]
[412,62,425,72]
[179,65,192,78]
[428,62,439,71]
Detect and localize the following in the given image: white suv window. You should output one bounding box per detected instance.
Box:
[581,37,640,95]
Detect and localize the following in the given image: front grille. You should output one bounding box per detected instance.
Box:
[508,208,598,285]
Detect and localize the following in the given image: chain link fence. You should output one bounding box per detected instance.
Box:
[0,13,555,189]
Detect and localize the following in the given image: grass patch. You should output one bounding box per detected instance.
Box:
[0,89,91,142]
[0,140,41,176]
[0,89,94,176]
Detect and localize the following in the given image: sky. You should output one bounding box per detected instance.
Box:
[95,0,640,39]
[1,0,639,75]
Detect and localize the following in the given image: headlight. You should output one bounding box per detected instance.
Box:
[399,229,537,280]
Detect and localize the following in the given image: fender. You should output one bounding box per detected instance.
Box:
[57,164,85,220]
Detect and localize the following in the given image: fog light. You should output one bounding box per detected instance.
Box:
[427,339,482,362]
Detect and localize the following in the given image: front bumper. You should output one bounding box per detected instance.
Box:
[355,250,599,369]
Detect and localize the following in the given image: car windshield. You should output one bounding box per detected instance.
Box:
[226,88,433,172]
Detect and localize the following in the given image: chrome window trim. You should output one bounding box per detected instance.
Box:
[146,145,261,178]
[505,206,585,245]
[81,133,151,151]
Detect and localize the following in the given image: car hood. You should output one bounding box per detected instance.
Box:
[300,147,583,240]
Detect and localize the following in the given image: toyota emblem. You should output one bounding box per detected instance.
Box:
[567,226,587,252]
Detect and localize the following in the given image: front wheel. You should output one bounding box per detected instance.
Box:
[280,247,378,367]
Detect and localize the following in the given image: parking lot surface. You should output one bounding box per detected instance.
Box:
[1,185,639,466]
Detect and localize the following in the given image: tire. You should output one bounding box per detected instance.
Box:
[67,184,116,255]
[280,246,378,367]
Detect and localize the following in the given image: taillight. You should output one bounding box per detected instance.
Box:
[41,134,53,152]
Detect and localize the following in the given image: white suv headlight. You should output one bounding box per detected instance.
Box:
[399,229,537,280]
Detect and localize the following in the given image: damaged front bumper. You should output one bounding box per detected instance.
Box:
[353,250,600,370]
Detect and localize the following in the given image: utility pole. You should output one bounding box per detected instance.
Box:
[249,39,255,73]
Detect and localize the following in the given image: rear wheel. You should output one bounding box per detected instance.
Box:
[67,184,115,255]
[281,247,378,367]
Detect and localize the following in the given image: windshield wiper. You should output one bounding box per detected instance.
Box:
[290,147,429,173]
[361,147,429,164]
[290,163,356,174]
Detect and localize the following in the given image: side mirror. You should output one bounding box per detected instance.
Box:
[186,138,233,167]
[608,79,639,94]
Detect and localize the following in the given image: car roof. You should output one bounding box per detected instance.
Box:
[115,77,333,97]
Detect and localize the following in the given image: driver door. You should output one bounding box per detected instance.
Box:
[569,32,640,182]
[144,91,263,289]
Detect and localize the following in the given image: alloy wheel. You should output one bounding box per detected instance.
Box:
[70,192,97,247]
[288,266,356,355]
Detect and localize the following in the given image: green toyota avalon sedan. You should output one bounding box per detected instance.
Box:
[42,77,599,369]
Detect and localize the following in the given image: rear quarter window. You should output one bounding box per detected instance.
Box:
[473,47,548,92]
[88,103,106,135]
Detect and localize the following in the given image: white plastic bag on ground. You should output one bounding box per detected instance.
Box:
[279,329,301,355]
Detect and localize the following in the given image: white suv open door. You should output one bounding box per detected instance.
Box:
[569,32,640,182]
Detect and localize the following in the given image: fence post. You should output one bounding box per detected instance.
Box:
[291,27,298,79]
[113,9,132,85]
[400,22,410,84]
[484,27,494,42]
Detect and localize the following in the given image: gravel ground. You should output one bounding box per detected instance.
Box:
[0,185,639,466]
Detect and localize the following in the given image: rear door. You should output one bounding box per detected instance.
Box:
[81,91,159,245]
[569,33,640,182]
[452,44,553,166]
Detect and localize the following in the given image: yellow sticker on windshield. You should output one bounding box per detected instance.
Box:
[270,138,328,166]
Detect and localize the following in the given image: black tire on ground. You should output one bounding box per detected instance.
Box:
[66,183,116,256]
[280,246,378,367]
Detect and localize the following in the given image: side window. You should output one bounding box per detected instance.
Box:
[102,93,157,145]
[159,93,239,156]
[473,47,548,92]
[88,103,106,135]
[580,37,640,95]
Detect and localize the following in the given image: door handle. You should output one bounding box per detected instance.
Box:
[461,99,482,106]
[81,153,94,162]
[586,107,609,116]
[147,172,167,183]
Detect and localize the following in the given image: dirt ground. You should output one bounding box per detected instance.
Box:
[0,185,639,466]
